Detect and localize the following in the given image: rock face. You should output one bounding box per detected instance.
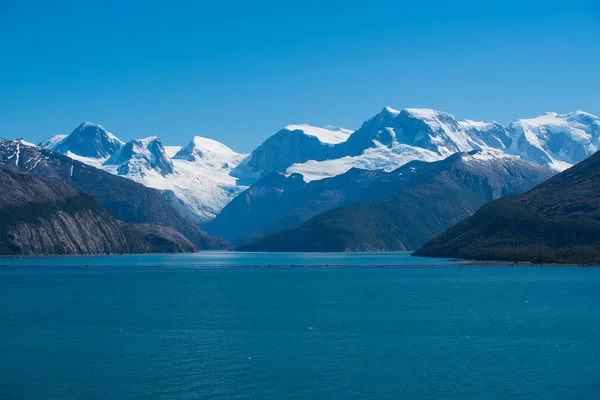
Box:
[0,167,200,255]
[52,122,124,158]
[415,150,600,264]
[0,138,230,250]
[0,167,126,255]
[235,150,555,252]
[120,223,196,253]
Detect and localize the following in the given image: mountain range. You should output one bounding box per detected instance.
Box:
[235,150,554,251]
[41,122,247,223]
[1,106,597,256]
[0,138,228,251]
[37,108,600,226]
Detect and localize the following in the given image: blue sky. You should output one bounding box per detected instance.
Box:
[1,0,599,152]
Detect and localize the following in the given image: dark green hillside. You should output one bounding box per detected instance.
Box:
[415,151,600,264]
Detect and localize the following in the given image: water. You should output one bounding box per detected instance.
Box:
[1,256,599,399]
[0,251,458,267]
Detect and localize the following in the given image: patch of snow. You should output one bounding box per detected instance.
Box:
[16,139,37,147]
[39,134,67,149]
[383,106,401,116]
[285,124,353,144]
[14,142,20,166]
[459,120,496,130]
[163,145,183,158]
[286,141,442,182]
[466,149,515,162]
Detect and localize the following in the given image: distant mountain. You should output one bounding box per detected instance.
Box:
[236,150,554,252]
[38,134,67,149]
[106,136,174,177]
[341,107,480,157]
[0,138,229,250]
[31,108,600,226]
[231,108,600,185]
[173,136,251,165]
[506,111,600,171]
[205,172,308,244]
[415,150,600,264]
[230,124,353,182]
[51,122,124,158]
[0,167,194,255]
[40,125,248,222]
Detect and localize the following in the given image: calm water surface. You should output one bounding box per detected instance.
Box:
[1,254,599,399]
[0,251,456,267]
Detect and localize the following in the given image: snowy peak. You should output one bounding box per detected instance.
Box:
[39,134,67,149]
[173,136,242,164]
[344,107,477,157]
[106,136,174,177]
[284,124,353,144]
[52,122,124,158]
[507,111,600,170]
[396,108,476,154]
[231,123,353,181]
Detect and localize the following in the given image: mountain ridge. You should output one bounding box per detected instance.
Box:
[227,150,554,250]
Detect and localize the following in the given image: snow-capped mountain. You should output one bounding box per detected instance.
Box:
[106,136,174,177]
[52,122,124,158]
[230,124,353,181]
[238,107,600,184]
[38,134,67,149]
[342,107,478,156]
[30,107,600,225]
[208,148,554,245]
[173,136,246,166]
[40,124,248,223]
[232,107,516,182]
[507,111,600,171]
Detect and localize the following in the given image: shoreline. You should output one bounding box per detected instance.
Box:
[0,261,598,269]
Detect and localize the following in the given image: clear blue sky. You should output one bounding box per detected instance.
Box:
[1,0,599,153]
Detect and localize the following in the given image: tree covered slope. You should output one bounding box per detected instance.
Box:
[415,151,600,264]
